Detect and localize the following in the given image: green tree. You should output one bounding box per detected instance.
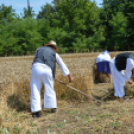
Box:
[55,0,105,52]
[47,27,69,53]
[52,0,60,5]
[0,4,15,22]
[37,19,50,43]
[101,0,134,50]
[109,12,128,51]
[23,7,35,18]
[0,18,43,55]
[124,0,134,50]
[37,4,56,19]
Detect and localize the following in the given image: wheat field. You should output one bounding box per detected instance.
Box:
[1,51,134,134]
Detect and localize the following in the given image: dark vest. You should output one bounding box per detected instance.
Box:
[33,46,56,78]
[115,53,134,71]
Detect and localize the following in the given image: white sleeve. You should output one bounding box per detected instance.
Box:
[124,58,134,82]
[56,53,70,76]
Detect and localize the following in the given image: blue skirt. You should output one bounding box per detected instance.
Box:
[96,61,111,74]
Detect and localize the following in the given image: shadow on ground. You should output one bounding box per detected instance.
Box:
[7,94,30,112]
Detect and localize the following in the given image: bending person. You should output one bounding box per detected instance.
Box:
[96,50,112,83]
[30,41,74,117]
[110,53,134,101]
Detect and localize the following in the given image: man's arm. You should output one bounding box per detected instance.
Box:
[124,58,134,83]
[56,53,74,83]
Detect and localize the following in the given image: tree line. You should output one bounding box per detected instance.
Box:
[0,0,134,56]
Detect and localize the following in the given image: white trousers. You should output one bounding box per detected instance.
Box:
[110,58,126,97]
[30,63,57,113]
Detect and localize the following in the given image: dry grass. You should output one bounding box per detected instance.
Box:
[0,116,2,127]
[37,99,134,134]
[0,51,134,133]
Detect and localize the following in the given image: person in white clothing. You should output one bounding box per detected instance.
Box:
[30,41,74,117]
[110,53,134,101]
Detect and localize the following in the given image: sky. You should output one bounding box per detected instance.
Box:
[0,0,103,16]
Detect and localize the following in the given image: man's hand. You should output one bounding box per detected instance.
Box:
[68,74,74,83]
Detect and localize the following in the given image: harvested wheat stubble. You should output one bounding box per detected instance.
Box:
[0,56,134,114]
[55,56,95,100]
[2,52,134,134]
[98,82,134,100]
[124,83,134,96]
[0,52,133,101]
[0,54,96,119]
[0,51,134,103]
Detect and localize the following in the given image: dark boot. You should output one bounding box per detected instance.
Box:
[51,108,57,113]
[99,80,102,83]
[32,111,42,117]
[114,96,119,100]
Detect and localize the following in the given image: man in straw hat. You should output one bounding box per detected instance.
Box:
[30,40,74,117]
[110,52,134,102]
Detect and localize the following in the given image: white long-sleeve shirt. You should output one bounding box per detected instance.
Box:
[33,53,70,77]
[56,53,70,76]
[123,58,134,82]
[96,51,111,63]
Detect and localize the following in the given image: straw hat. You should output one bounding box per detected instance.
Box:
[45,40,59,52]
